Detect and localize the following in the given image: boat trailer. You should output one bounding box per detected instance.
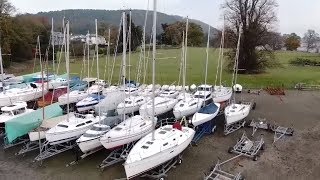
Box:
[248,118,294,143]
[228,132,265,161]
[191,119,216,145]
[98,141,136,170]
[34,140,77,164]
[16,140,42,156]
[204,160,243,180]
[2,135,29,149]
[141,154,183,180]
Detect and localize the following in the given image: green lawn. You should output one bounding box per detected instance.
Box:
[31,47,320,89]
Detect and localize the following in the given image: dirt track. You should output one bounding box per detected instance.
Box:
[0,90,319,180]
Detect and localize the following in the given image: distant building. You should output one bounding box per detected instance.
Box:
[52,32,64,46]
[297,42,320,53]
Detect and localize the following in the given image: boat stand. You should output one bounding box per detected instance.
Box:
[228,132,265,161]
[16,140,42,156]
[2,135,29,149]
[192,119,216,145]
[248,118,269,136]
[66,146,104,167]
[224,120,246,136]
[34,140,76,163]
[269,124,294,143]
[204,160,243,180]
[141,154,183,180]
[98,141,136,170]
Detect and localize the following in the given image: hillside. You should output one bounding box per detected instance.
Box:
[33,9,218,35]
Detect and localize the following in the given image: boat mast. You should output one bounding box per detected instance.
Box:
[151,0,157,140]
[66,21,70,122]
[95,19,101,121]
[39,35,44,158]
[122,12,127,121]
[204,26,210,86]
[103,28,111,82]
[141,0,149,84]
[87,31,90,92]
[219,17,225,86]
[51,18,55,77]
[183,17,189,101]
[0,46,5,94]
[128,10,132,97]
[204,25,210,102]
[231,25,242,103]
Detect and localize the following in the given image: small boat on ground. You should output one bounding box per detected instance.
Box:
[191,102,220,127]
[37,86,67,107]
[117,96,149,115]
[139,97,178,117]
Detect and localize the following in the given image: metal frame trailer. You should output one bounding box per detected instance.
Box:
[192,119,216,145]
[34,140,77,164]
[204,161,243,180]
[228,133,265,161]
[98,141,136,170]
[2,135,30,149]
[248,119,294,143]
[141,154,183,180]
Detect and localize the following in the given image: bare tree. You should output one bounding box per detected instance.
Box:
[223,0,278,73]
[303,29,320,52]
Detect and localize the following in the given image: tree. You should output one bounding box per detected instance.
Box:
[161,21,204,46]
[116,13,142,53]
[303,29,320,52]
[284,33,301,51]
[223,0,278,73]
[264,31,283,50]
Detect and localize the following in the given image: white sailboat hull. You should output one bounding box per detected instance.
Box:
[77,137,101,153]
[0,88,47,107]
[191,103,221,127]
[28,131,46,142]
[212,87,232,103]
[117,104,139,115]
[224,104,251,125]
[139,98,178,116]
[58,91,88,105]
[124,129,194,179]
[100,127,153,150]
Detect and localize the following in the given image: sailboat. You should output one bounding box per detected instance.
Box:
[124,1,195,178]
[173,18,204,119]
[46,22,103,145]
[116,12,149,116]
[224,25,251,125]
[212,19,232,103]
[100,11,156,150]
[191,26,220,127]
[0,101,35,126]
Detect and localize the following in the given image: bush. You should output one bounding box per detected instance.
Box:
[289,58,320,66]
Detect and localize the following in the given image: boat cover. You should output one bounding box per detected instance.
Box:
[5,103,63,143]
[198,103,219,114]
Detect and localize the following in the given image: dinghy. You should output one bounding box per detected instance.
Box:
[212,86,232,103]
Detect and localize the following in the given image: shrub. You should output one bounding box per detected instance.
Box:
[289,58,320,66]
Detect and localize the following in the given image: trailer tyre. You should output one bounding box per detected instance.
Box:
[178,158,183,164]
[228,147,233,153]
[159,176,165,180]
[253,155,258,161]
[252,102,256,110]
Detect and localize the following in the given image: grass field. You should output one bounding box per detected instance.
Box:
[30,47,320,89]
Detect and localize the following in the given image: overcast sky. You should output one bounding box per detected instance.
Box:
[10,0,320,36]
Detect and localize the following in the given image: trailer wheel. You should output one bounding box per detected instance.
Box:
[178,158,183,164]
[288,128,294,136]
[253,155,258,161]
[252,102,256,110]
[228,147,233,153]
[261,144,266,151]
[159,176,165,180]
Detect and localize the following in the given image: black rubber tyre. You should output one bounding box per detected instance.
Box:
[228,147,233,154]
[253,155,258,161]
[252,102,257,110]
